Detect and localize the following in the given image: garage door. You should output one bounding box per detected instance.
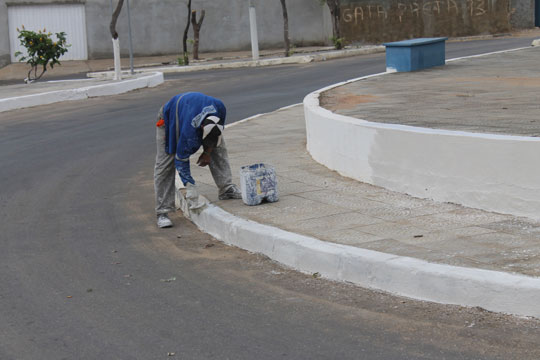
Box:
[8,4,88,62]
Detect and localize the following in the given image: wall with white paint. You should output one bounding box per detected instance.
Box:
[304,77,540,220]
[0,0,9,67]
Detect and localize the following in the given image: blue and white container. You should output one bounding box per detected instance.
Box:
[239,163,279,206]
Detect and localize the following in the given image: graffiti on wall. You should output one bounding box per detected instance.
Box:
[343,0,496,24]
[340,0,512,43]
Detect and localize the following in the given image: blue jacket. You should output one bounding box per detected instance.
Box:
[162,92,226,185]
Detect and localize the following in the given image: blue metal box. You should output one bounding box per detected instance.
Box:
[383,37,447,72]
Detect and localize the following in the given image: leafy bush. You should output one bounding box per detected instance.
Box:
[177,56,188,66]
[330,36,345,50]
[14,26,70,83]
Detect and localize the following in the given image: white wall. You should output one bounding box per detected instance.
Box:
[84,0,332,59]
[304,77,540,221]
[0,0,10,67]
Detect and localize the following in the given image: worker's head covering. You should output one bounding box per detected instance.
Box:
[201,115,223,147]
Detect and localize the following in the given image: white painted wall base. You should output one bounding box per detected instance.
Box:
[304,67,540,221]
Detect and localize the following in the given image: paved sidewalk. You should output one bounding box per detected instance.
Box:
[0,77,122,99]
[190,105,540,278]
[0,72,163,113]
[0,45,378,83]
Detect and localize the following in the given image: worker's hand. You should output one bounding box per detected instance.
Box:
[197,151,212,167]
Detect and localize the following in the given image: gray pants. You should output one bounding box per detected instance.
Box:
[154,108,235,215]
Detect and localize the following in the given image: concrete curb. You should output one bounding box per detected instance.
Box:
[87,46,385,79]
[176,180,540,319]
[0,72,164,113]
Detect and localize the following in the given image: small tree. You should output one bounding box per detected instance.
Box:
[14,27,70,83]
[110,0,125,80]
[181,0,192,65]
[279,0,291,57]
[318,0,343,49]
[190,9,205,60]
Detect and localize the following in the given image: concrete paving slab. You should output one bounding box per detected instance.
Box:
[294,211,384,233]
[275,181,323,197]
[317,228,387,245]
[397,226,497,245]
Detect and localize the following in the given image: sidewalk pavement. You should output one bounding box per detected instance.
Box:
[191,104,540,278]
[0,46,339,82]
[0,72,163,113]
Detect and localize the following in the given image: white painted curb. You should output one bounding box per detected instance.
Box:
[177,192,540,319]
[87,46,385,79]
[304,47,540,220]
[0,72,164,113]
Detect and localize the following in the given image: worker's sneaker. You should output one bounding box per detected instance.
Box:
[157,214,173,228]
[219,185,242,200]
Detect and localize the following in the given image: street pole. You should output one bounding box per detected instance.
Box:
[249,0,259,61]
[126,0,134,74]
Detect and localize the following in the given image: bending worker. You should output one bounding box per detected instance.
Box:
[154,92,241,228]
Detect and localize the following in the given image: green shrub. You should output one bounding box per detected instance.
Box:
[330,36,345,50]
[14,26,70,83]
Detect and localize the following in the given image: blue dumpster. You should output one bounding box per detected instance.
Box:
[383,37,447,72]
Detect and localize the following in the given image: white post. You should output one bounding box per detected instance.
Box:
[249,0,259,61]
[112,37,122,80]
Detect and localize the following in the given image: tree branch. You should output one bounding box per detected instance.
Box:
[191,9,205,60]
[110,0,125,39]
[182,0,192,65]
[279,0,290,57]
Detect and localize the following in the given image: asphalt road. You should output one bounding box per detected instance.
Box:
[1,37,540,359]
